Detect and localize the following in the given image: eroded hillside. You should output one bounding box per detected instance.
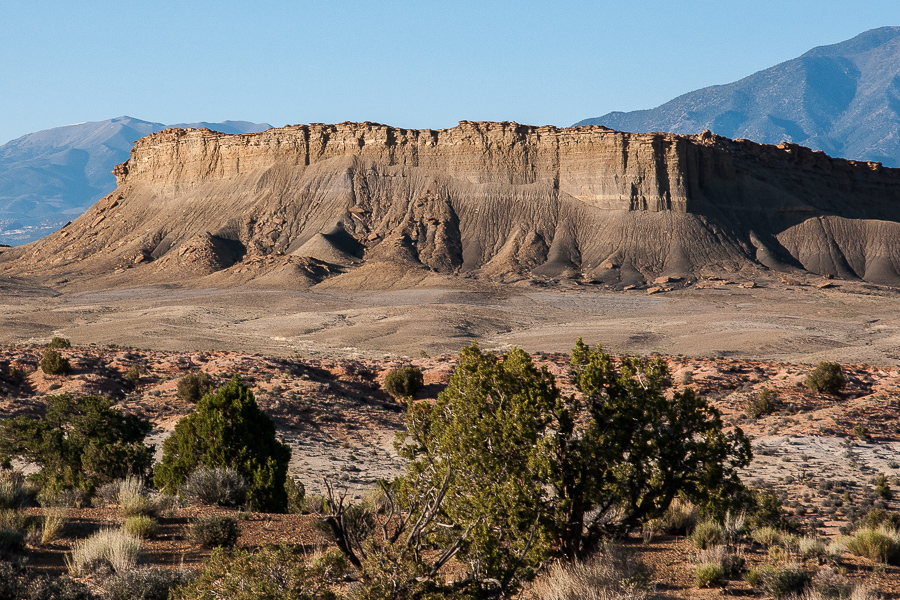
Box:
[3,122,900,289]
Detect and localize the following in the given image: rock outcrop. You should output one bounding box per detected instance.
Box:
[3,121,900,288]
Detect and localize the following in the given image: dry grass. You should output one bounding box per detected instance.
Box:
[654,498,697,535]
[66,528,142,577]
[0,469,32,509]
[40,506,68,546]
[118,475,155,517]
[529,544,649,600]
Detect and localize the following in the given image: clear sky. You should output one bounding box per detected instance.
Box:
[2,0,899,145]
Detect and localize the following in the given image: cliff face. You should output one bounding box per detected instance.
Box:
[4,121,900,288]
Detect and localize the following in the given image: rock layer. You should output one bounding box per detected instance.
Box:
[3,121,900,287]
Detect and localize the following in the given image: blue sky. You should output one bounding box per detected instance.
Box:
[2,0,899,144]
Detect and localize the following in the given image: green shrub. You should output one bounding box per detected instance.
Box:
[155,376,291,512]
[751,525,783,547]
[125,365,141,386]
[744,565,773,588]
[694,563,725,588]
[67,528,142,577]
[187,515,239,548]
[285,476,306,514]
[102,567,195,600]
[124,515,158,539]
[382,366,424,399]
[170,545,336,600]
[853,424,869,439]
[747,388,778,418]
[759,564,811,599]
[855,507,900,531]
[805,362,845,394]
[845,526,900,564]
[48,337,72,349]
[747,489,796,531]
[689,519,724,549]
[0,527,25,555]
[176,371,214,403]
[40,349,71,375]
[179,467,247,507]
[875,474,893,500]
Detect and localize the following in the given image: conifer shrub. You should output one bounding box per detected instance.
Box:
[40,349,71,375]
[285,476,306,514]
[383,366,424,399]
[747,388,778,418]
[47,337,72,349]
[125,365,141,387]
[176,371,214,404]
[875,474,893,500]
[0,394,153,497]
[155,376,291,512]
[805,362,845,394]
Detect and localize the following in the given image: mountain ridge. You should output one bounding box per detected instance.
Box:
[0,116,271,244]
[576,27,900,167]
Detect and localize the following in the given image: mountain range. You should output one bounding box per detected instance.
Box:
[576,26,900,168]
[0,117,270,244]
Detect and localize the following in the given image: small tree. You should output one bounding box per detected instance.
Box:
[155,376,291,512]
[176,371,214,403]
[398,344,556,595]
[40,349,71,376]
[805,362,845,394]
[382,367,424,399]
[555,340,752,556]
[335,341,753,596]
[0,394,153,496]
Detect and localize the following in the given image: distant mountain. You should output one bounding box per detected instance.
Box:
[576,27,900,167]
[0,117,270,244]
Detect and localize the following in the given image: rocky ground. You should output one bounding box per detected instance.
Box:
[2,343,900,596]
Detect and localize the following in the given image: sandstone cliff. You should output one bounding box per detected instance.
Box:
[3,121,900,288]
